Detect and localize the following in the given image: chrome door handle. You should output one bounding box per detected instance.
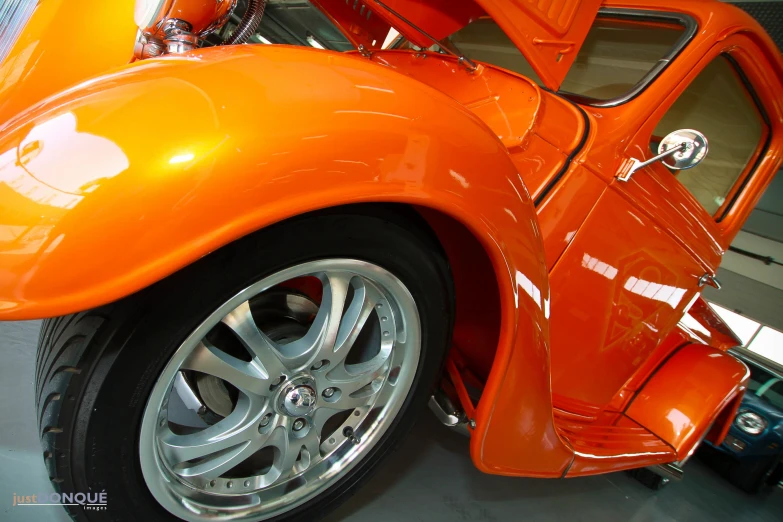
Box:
[698,273,722,290]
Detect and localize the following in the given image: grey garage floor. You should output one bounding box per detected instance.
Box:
[1,320,782,522]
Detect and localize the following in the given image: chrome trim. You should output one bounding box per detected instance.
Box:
[559,8,698,108]
[428,391,471,437]
[728,349,783,380]
[650,462,684,482]
[0,0,37,65]
[620,142,689,182]
[698,273,722,290]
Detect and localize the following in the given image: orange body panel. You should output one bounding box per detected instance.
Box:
[0,0,137,126]
[548,188,708,406]
[0,43,575,473]
[684,296,743,351]
[0,0,781,481]
[561,412,676,477]
[626,344,750,460]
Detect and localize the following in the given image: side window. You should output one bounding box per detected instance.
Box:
[652,57,767,216]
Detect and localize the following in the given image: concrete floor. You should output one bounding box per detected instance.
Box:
[1,320,781,522]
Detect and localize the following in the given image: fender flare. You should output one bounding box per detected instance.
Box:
[0,45,574,474]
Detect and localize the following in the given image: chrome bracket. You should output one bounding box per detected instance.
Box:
[458,55,478,73]
[428,391,471,437]
[357,44,372,58]
[617,142,689,182]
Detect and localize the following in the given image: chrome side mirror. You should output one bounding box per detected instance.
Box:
[618,129,709,182]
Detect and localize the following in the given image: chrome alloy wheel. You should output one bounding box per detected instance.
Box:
[139,259,421,521]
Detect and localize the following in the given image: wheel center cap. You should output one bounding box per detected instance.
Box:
[282,385,317,416]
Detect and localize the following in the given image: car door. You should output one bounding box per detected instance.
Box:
[547,32,774,410]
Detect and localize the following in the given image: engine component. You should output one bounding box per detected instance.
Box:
[224,0,266,45]
[134,0,265,60]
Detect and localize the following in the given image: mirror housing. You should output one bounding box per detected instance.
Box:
[618,129,709,182]
[658,129,709,170]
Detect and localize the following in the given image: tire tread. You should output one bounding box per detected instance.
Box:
[35,311,107,522]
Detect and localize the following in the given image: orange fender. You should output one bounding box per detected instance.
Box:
[625,343,749,461]
[0,45,574,475]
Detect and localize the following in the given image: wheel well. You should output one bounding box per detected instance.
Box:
[412,206,501,382]
[291,203,502,383]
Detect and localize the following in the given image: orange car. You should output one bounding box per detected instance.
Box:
[0,0,780,520]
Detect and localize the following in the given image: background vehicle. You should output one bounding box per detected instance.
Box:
[703,351,783,493]
[0,1,781,521]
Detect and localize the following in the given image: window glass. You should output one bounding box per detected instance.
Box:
[560,20,684,100]
[747,362,771,391]
[759,380,783,409]
[653,57,765,216]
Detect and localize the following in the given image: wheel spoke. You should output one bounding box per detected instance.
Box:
[222,301,289,378]
[319,362,388,411]
[160,396,266,479]
[181,340,268,396]
[279,272,352,368]
[334,279,380,354]
[310,407,334,440]
[278,429,320,481]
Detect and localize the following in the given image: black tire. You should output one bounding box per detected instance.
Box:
[729,456,778,494]
[35,206,454,521]
[627,468,671,491]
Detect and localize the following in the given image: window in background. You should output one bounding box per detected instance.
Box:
[653,56,766,216]
[707,302,783,366]
[748,327,783,366]
[560,19,684,100]
[709,302,763,345]
[445,17,543,84]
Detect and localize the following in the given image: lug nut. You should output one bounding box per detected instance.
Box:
[293,418,306,431]
[259,414,272,431]
[312,360,324,370]
[323,387,336,398]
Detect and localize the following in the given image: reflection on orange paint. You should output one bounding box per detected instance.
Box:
[0,0,780,481]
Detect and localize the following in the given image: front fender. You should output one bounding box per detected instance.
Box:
[0,45,573,474]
